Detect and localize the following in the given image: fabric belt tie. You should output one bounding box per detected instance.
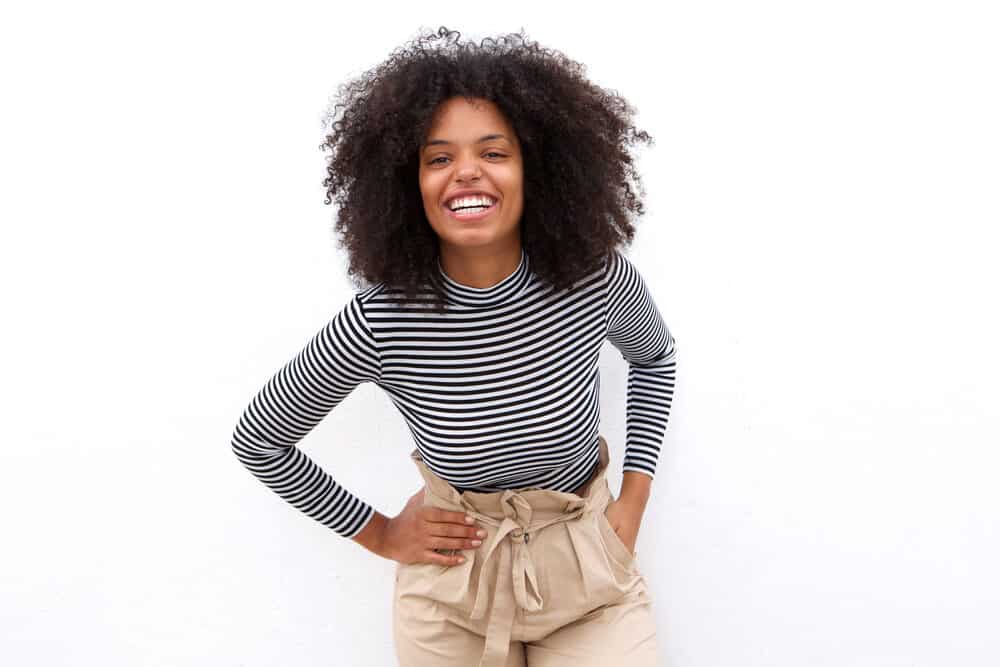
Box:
[448,488,593,667]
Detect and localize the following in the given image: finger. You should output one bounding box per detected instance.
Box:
[425,521,482,539]
[424,507,475,526]
[424,550,466,567]
[428,535,482,551]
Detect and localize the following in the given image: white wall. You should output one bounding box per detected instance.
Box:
[2,1,998,665]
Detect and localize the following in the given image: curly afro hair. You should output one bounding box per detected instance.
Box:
[320,26,654,313]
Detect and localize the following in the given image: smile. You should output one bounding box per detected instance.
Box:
[444,200,498,222]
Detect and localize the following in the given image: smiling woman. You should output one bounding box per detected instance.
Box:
[418,97,525,288]
[318,25,655,315]
[232,25,675,667]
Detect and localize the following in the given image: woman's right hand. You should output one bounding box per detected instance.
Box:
[381,487,487,566]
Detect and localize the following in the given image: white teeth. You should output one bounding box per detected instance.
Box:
[454,206,489,216]
[447,195,496,211]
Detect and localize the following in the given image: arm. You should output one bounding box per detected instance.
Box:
[605,249,677,483]
[230,294,382,539]
[605,250,677,530]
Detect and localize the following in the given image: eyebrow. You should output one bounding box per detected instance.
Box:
[422,134,511,150]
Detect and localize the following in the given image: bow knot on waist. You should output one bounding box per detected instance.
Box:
[454,490,590,621]
[422,482,605,667]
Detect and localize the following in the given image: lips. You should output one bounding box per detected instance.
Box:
[442,190,499,209]
[443,199,498,222]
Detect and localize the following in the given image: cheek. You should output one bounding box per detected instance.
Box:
[506,176,525,206]
[509,161,525,191]
[417,175,438,205]
[497,165,523,194]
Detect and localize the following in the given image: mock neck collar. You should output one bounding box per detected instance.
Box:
[435,248,531,308]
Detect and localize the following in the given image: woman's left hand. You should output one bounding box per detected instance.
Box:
[603,497,644,555]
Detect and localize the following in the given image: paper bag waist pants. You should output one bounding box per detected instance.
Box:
[392,435,660,666]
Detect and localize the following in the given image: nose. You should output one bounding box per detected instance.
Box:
[454,155,482,182]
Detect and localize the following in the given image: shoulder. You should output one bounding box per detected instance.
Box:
[320,284,386,339]
[354,283,387,306]
[341,283,388,321]
[603,248,644,290]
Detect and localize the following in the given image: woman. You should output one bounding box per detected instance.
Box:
[231,27,677,666]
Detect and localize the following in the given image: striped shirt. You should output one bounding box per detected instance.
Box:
[231,248,676,538]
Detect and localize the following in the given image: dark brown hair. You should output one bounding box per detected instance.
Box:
[320,26,654,313]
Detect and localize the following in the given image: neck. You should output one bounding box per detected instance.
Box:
[437,245,524,289]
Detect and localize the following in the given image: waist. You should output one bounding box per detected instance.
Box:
[452,458,599,496]
[412,436,612,517]
[428,461,607,522]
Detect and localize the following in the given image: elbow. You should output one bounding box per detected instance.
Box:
[638,333,676,368]
[230,417,261,466]
[231,430,250,465]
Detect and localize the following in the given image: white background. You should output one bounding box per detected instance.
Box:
[2,1,998,666]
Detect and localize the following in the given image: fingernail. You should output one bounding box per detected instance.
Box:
[465,515,475,524]
[458,556,466,563]
[476,529,486,538]
[471,539,482,546]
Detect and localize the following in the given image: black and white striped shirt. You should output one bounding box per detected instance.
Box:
[231,248,676,538]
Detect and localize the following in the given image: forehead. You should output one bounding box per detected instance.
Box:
[425,97,513,137]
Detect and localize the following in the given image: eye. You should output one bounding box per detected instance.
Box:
[428,152,506,166]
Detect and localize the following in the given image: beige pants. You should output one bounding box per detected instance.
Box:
[393,435,660,666]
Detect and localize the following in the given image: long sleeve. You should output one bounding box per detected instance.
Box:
[230,294,382,539]
[604,250,677,479]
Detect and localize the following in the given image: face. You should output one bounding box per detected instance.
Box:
[418,97,524,256]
